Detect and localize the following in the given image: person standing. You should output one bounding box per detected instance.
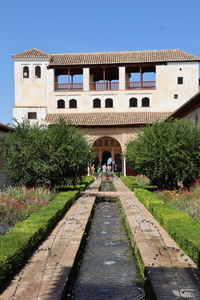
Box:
[102,163,107,173]
[91,164,95,175]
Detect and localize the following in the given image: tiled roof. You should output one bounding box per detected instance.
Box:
[12,48,50,59]
[49,49,200,66]
[12,49,200,65]
[45,112,171,126]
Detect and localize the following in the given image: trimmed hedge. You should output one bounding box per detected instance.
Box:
[134,188,200,267]
[0,191,78,286]
[0,176,94,286]
[121,179,200,267]
[121,177,157,191]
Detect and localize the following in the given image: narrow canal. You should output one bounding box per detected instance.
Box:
[65,181,145,300]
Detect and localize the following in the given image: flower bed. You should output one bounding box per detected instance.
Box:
[0,187,55,236]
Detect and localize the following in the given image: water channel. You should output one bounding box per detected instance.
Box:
[65,181,145,300]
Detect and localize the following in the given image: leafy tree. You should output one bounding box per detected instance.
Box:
[47,119,94,185]
[125,119,200,190]
[4,119,93,187]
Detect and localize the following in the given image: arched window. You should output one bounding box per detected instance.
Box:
[23,66,29,78]
[35,66,41,78]
[93,98,101,108]
[142,97,150,107]
[69,99,77,108]
[105,98,113,108]
[57,99,65,109]
[129,97,138,107]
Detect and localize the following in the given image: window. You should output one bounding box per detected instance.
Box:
[174,94,178,99]
[105,98,113,108]
[23,66,29,78]
[177,77,183,84]
[35,66,41,78]
[93,98,101,108]
[28,112,37,119]
[129,97,138,107]
[69,99,77,108]
[142,97,150,107]
[57,99,65,109]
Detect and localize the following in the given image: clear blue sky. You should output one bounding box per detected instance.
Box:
[1,0,200,125]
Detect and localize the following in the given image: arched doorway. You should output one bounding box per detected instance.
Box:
[92,136,122,172]
[102,150,111,165]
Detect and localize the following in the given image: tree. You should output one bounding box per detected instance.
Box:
[47,119,94,185]
[4,119,93,187]
[125,119,200,190]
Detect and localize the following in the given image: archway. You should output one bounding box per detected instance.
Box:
[92,136,122,172]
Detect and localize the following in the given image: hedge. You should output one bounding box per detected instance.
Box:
[121,177,157,191]
[134,188,200,267]
[121,179,200,267]
[0,176,94,286]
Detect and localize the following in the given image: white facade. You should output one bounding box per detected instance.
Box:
[12,51,199,124]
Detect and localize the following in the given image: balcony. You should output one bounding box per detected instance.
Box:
[126,81,156,90]
[55,82,83,91]
[54,81,156,92]
[90,82,119,91]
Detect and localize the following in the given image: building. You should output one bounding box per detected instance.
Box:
[169,91,200,125]
[12,48,200,174]
[0,122,14,188]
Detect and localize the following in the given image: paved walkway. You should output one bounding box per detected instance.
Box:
[113,177,200,299]
[0,179,101,300]
[1,177,200,300]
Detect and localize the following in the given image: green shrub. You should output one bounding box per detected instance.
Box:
[121,176,157,191]
[134,188,200,267]
[0,190,78,285]
[167,219,200,265]
[4,119,94,187]
[125,119,200,190]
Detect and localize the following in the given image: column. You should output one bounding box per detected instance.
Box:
[111,149,115,172]
[119,66,126,90]
[123,156,127,177]
[83,67,90,91]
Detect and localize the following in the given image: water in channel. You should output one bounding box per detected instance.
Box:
[65,181,145,300]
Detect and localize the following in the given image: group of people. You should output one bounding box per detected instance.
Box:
[90,163,112,175]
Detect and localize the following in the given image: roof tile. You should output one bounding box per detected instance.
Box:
[12,49,200,65]
[12,48,50,59]
[45,112,171,126]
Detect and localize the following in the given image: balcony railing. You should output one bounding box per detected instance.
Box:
[55,82,83,91]
[54,81,156,91]
[126,81,156,90]
[90,82,119,91]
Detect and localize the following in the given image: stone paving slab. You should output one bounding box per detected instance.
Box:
[0,179,101,300]
[113,177,200,300]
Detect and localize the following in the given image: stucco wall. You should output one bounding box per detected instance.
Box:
[183,107,200,125]
[13,60,199,123]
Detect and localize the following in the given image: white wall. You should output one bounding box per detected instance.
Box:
[13,60,199,123]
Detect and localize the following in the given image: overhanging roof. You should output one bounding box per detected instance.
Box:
[45,112,171,127]
[12,48,200,66]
